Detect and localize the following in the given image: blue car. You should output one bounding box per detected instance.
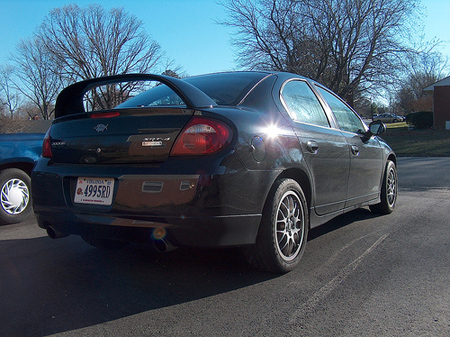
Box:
[0,132,44,224]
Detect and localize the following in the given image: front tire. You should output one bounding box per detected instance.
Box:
[245,179,309,273]
[0,168,32,225]
[370,160,397,214]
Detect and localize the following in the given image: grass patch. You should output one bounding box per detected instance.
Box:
[380,122,450,157]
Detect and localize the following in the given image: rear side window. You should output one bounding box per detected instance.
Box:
[280,80,330,127]
[316,86,365,134]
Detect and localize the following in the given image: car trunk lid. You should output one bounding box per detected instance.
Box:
[49,108,194,164]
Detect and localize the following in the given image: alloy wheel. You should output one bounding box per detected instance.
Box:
[386,166,397,207]
[276,191,305,261]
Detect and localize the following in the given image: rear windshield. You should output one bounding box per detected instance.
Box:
[116,72,268,108]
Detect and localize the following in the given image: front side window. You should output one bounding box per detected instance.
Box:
[281,80,330,127]
[316,86,365,134]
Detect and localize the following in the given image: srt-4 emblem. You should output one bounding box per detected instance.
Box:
[94,124,109,133]
[142,137,170,147]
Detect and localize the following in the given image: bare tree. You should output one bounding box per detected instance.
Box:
[220,0,422,106]
[11,37,64,120]
[393,49,448,114]
[38,4,164,110]
[161,59,185,79]
[0,65,21,118]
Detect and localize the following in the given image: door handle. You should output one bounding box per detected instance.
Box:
[351,145,360,156]
[306,140,319,154]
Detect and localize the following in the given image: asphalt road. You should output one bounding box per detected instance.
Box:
[1,157,449,336]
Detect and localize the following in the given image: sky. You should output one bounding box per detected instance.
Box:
[0,0,449,77]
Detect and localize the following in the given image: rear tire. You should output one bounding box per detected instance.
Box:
[0,169,32,225]
[245,179,309,273]
[82,236,128,250]
[370,160,397,214]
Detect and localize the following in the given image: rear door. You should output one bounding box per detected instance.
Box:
[280,80,350,215]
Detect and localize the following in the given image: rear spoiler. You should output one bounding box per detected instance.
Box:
[54,74,218,118]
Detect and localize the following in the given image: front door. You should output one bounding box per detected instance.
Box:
[341,131,384,206]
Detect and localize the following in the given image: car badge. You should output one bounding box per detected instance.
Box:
[94,124,109,133]
[51,141,66,146]
[142,137,170,147]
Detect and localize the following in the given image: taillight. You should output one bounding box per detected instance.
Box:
[170,117,232,156]
[42,128,52,158]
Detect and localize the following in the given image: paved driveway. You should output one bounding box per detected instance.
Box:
[398,157,450,190]
[1,157,449,336]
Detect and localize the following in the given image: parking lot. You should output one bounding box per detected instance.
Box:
[1,157,449,336]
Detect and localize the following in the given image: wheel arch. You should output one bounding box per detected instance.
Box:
[274,168,312,212]
[382,153,397,184]
[0,161,35,177]
[387,153,397,166]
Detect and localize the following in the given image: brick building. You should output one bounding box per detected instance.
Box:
[424,76,450,130]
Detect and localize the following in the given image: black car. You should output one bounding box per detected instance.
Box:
[32,71,397,273]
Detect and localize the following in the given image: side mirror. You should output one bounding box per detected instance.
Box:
[369,120,386,135]
[361,120,386,141]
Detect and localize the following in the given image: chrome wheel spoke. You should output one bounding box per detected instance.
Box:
[275,192,305,261]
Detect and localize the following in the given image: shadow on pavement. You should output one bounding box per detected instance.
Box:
[0,208,380,337]
[308,208,377,240]
[0,236,276,337]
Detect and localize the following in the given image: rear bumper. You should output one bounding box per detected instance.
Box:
[32,155,272,247]
[34,208,261,247]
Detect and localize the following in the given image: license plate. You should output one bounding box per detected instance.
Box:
[74,177,114,205]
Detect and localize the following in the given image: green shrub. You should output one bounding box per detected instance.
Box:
[405,111,433,129]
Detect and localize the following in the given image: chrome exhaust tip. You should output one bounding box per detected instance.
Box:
[46,226,69,239]
[152,239,177,252]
